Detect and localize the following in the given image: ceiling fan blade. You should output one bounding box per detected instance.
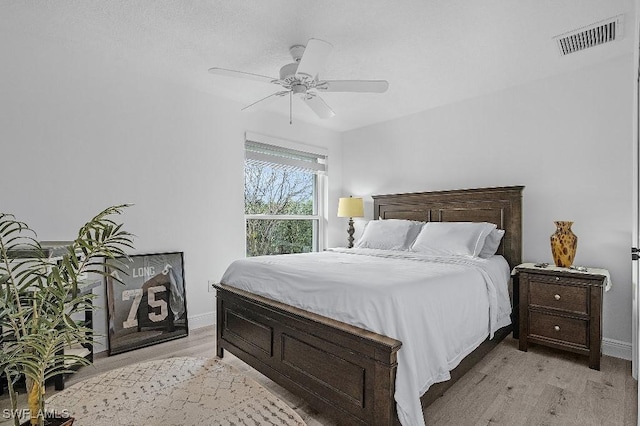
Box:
[295,39,333,79]
[208,67,278,84]
[241,90,289,111]
[316,80,389,93]
[302,94,335,119]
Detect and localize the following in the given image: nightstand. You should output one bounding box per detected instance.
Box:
[515,264,610,370]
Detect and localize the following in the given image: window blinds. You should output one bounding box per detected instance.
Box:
[245,140,326,173]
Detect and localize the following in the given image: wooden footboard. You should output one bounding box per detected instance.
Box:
[215,284,402,426]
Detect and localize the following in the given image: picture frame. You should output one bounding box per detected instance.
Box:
[105,251,188,355]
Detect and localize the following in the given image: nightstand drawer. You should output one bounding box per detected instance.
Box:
[529,311,588,347]
[528,280,588,314]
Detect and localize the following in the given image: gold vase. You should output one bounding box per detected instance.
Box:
[550,221,577,267]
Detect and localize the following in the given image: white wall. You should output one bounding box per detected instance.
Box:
[341,54,634,356]
[0,30,342,352]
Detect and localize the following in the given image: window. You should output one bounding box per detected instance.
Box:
[244,135,326,257]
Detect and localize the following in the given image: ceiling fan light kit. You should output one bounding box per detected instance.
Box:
[291,83,307,97]
[209,38,389,123]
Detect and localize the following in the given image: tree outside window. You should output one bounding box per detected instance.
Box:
[244,140,325,257]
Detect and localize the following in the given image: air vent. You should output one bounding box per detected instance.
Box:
[553,15,624,56]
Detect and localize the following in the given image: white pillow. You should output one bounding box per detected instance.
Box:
[355,219,424,251]
[410,222,497,257]
[479,228,505,258]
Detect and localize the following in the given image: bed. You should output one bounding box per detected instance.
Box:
[215,186,523,425]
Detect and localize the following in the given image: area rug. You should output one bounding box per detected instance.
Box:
[45,357,306,426]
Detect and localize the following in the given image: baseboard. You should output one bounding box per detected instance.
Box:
[603,337,632,360]
[188,311,216,329]
[91,323,633,360]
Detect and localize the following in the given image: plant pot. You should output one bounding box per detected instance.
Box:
[550,221,577,267]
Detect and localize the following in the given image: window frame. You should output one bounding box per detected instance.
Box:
[244,132,327,255]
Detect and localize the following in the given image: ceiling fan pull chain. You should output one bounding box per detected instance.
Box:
[289,91,293,125]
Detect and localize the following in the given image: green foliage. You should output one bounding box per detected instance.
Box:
[244,161,316,256]
[246,219,313,257]
[0,205,134,426]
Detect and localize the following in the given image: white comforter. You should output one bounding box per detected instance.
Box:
[221,248,512,426]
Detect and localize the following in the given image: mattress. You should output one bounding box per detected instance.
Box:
[221,248,512,426]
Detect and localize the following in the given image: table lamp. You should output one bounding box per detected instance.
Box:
[337,196,364,248]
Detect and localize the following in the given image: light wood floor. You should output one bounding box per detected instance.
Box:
[1,326,637,425]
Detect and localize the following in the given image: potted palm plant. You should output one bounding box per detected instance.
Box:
[0,205,134,426]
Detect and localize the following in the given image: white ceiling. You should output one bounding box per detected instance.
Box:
[1,0,635,132]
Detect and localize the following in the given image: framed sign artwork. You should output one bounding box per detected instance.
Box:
[105,251,188,355]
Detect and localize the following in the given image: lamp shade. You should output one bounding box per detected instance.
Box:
[337,197,364,218]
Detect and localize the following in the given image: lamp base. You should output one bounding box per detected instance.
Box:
[347,218,355,248]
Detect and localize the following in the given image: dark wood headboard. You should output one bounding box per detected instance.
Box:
[372,186,524,268]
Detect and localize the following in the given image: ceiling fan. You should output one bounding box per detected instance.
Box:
[208,38,389,122]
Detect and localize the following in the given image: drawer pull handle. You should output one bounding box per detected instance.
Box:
[554,294,561,300]
[555,277,560,281]
[554,325,560,332]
